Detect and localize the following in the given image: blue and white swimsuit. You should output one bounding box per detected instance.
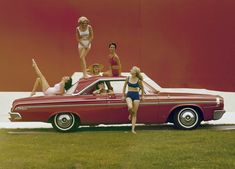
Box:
[126,77,140,101]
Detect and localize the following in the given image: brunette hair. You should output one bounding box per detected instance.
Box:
[64,77,73,91]
[109,42,117,49]
[96,81,105,90]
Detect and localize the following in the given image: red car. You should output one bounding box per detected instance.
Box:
[9,74,225,132]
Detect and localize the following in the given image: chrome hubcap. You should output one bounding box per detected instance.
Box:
[178,109,198,128]
[56,114,74,129]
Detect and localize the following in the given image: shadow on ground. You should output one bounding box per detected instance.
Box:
[4,124,235,134]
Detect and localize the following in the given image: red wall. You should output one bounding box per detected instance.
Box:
[0,0,234,91]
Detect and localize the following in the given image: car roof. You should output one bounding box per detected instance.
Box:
[65,72,162,95]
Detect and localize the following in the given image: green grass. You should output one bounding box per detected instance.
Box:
[0,125,235,169]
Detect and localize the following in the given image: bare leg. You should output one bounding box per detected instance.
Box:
[103,70,112,77]
[126,97,133,121]
[30,78,40,96]
[79,48,90,78]
[32,59,50,92]
[132,100,140,134]
[105,81,113,90]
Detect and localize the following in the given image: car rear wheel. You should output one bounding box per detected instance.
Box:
[52,113,79,132]
[174,108,200,129]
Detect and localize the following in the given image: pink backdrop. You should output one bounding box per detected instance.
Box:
[0,0,234,91]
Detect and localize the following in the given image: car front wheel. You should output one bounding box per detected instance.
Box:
[52,113,79,132]
[174,108,201,129]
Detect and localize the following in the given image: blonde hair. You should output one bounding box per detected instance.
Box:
[131,66,143,81]
[78,16,89,25]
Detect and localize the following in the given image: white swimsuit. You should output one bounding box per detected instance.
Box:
[44,83,62,96]
[77,26,91,49]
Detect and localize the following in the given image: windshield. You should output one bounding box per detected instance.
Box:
[65,82,78,95]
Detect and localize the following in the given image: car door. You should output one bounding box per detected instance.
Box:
[106,93,128,123]
[71,94,109,124]
[137,94,159,124]
[106,80,159,124]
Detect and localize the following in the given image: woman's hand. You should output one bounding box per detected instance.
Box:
[140,96,144,101]
[122,94,126,101]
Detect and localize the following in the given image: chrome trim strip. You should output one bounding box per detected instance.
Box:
[157,100,216,105]
[22,100,217,110]
[9,112,22,120]
[21,102,156,109]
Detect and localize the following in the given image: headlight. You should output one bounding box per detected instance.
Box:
[216,97,220,106]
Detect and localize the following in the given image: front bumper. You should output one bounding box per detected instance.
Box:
[9,112,22,121]
[213,110,226,120]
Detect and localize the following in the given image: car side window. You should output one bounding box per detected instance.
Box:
[80,84,97,95]
[80,81,110,95]
[108,80,126,94]
[80,80,128,95]
[65,82,78,95]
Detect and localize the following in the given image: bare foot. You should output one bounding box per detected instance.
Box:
[32,59,36,67]
[30,92,36,97]
[132,130,137,134]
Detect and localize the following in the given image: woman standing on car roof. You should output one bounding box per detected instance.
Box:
[123,66,144,134]
[76,16,94,78]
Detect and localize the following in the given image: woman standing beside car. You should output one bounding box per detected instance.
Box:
[123,66,144,134]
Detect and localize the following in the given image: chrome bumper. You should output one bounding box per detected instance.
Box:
[213,110,225,120]
[9,112,22,121]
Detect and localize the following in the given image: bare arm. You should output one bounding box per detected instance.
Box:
[115,55,122,74]
[88,25,94,42]
[76,27,80,42]
[112,55,122,71]
[139,80,144,99]
[93,90,99,95]
[122,77,128,96]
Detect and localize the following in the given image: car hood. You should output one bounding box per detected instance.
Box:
[158,88,224,102]
[161,88,223,96]
[159,91,221,99]
[11,95,76,110]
